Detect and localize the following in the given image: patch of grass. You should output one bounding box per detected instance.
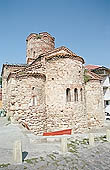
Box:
[80,138,89,145]
[5,122,11,126]
[68,135,108,155]
[40,156,45,161]
[63,157,71,163]
[96,150,100,154]
[36,34,42,39]
[73,166,79,170]
[99,135,107,142]
[52,161,59,167]
[47,161,50,166]
[73,139,80,145]
[48,154,56,160]
[25,157,38,164]
[7,116,11,121]
[94,137,100,142]
[25,159,33,164]
[81,160,89,169]
[0,163,10,168]
[68,142,78,153]
[95,135,107,143]
[31,158,38,163]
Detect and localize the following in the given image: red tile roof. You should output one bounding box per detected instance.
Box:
[42,46,85,64]
[87,70,103,80]
[85,65,100,70]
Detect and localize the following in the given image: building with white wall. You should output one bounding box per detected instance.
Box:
[85,65,110,120]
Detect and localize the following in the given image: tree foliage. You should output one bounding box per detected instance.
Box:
[84,70,91,83]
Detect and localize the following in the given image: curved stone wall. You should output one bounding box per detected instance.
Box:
[45,57,87,133]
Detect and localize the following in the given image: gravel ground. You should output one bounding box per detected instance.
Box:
[0,117,110,170]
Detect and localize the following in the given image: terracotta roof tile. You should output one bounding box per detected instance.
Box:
[85,65,100,70]
[42,46,85,64]
[1,64,27,76]
[87,70,103,80]
[41,46,77,57]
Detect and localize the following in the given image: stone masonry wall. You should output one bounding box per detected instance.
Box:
[85,80,105,128]
[7,75,46,135]
[45,57,88,133]
[4,59,105,135]
[0,87,2,109]
[0,88,2,101]
[2,65,26,112]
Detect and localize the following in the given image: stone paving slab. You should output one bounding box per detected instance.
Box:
[1,143,110,170]
[1,117,110,169]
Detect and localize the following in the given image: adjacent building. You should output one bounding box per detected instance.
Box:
[85,65,110,119]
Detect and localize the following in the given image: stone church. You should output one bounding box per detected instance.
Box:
[1,32,105,135]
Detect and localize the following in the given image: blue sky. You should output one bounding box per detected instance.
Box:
[0,0,110,72]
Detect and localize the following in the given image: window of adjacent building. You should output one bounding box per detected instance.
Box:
[80,88,83,101]
[66,88,71,102]
[109,77,110,84]
[105,100,110,106]
[103,87,107,95]
[74,88,78,102]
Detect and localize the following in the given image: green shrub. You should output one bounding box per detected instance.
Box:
[84,70,91,83]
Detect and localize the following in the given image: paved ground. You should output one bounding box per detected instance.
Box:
[0,117,110,169]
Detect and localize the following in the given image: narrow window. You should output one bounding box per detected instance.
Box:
[74,88,78,102]
[32,96,37,106]
[106,100,109,106]
[33,51,35,57]
[80,88,83,101]
[66,88,71,102]
[32,87,35,90]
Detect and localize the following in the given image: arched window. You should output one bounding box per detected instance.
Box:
[66,88,71,102]
[80,88,83,101]
[74,88,78,102]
